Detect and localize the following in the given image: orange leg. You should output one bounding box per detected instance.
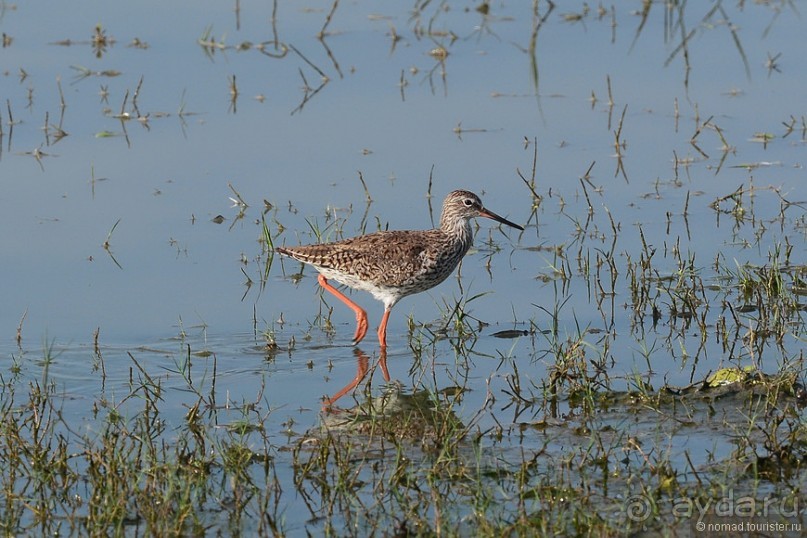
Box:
[317,274,368,344]
[377,309,391,349]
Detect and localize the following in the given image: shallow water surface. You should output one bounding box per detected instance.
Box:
[1,1,806,535]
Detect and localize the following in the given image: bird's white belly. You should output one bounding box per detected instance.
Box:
[318,268,401,308]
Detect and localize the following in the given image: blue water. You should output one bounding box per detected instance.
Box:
[1,1,805,533]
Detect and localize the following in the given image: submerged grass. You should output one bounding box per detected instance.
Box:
[3,1,807,536]
[2,313,804,536]
[0,342,283,537]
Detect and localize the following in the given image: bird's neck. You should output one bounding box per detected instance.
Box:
[440,216,474,250]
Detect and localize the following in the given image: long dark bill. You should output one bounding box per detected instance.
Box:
[480,208,524,231]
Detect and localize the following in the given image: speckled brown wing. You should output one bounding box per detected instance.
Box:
[278,230,441,287]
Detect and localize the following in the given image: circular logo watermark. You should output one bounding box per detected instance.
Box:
[625,494,652,522]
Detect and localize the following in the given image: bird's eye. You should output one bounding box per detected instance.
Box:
[463,198,474,207]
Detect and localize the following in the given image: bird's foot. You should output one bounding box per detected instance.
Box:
[351,310,369,345]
